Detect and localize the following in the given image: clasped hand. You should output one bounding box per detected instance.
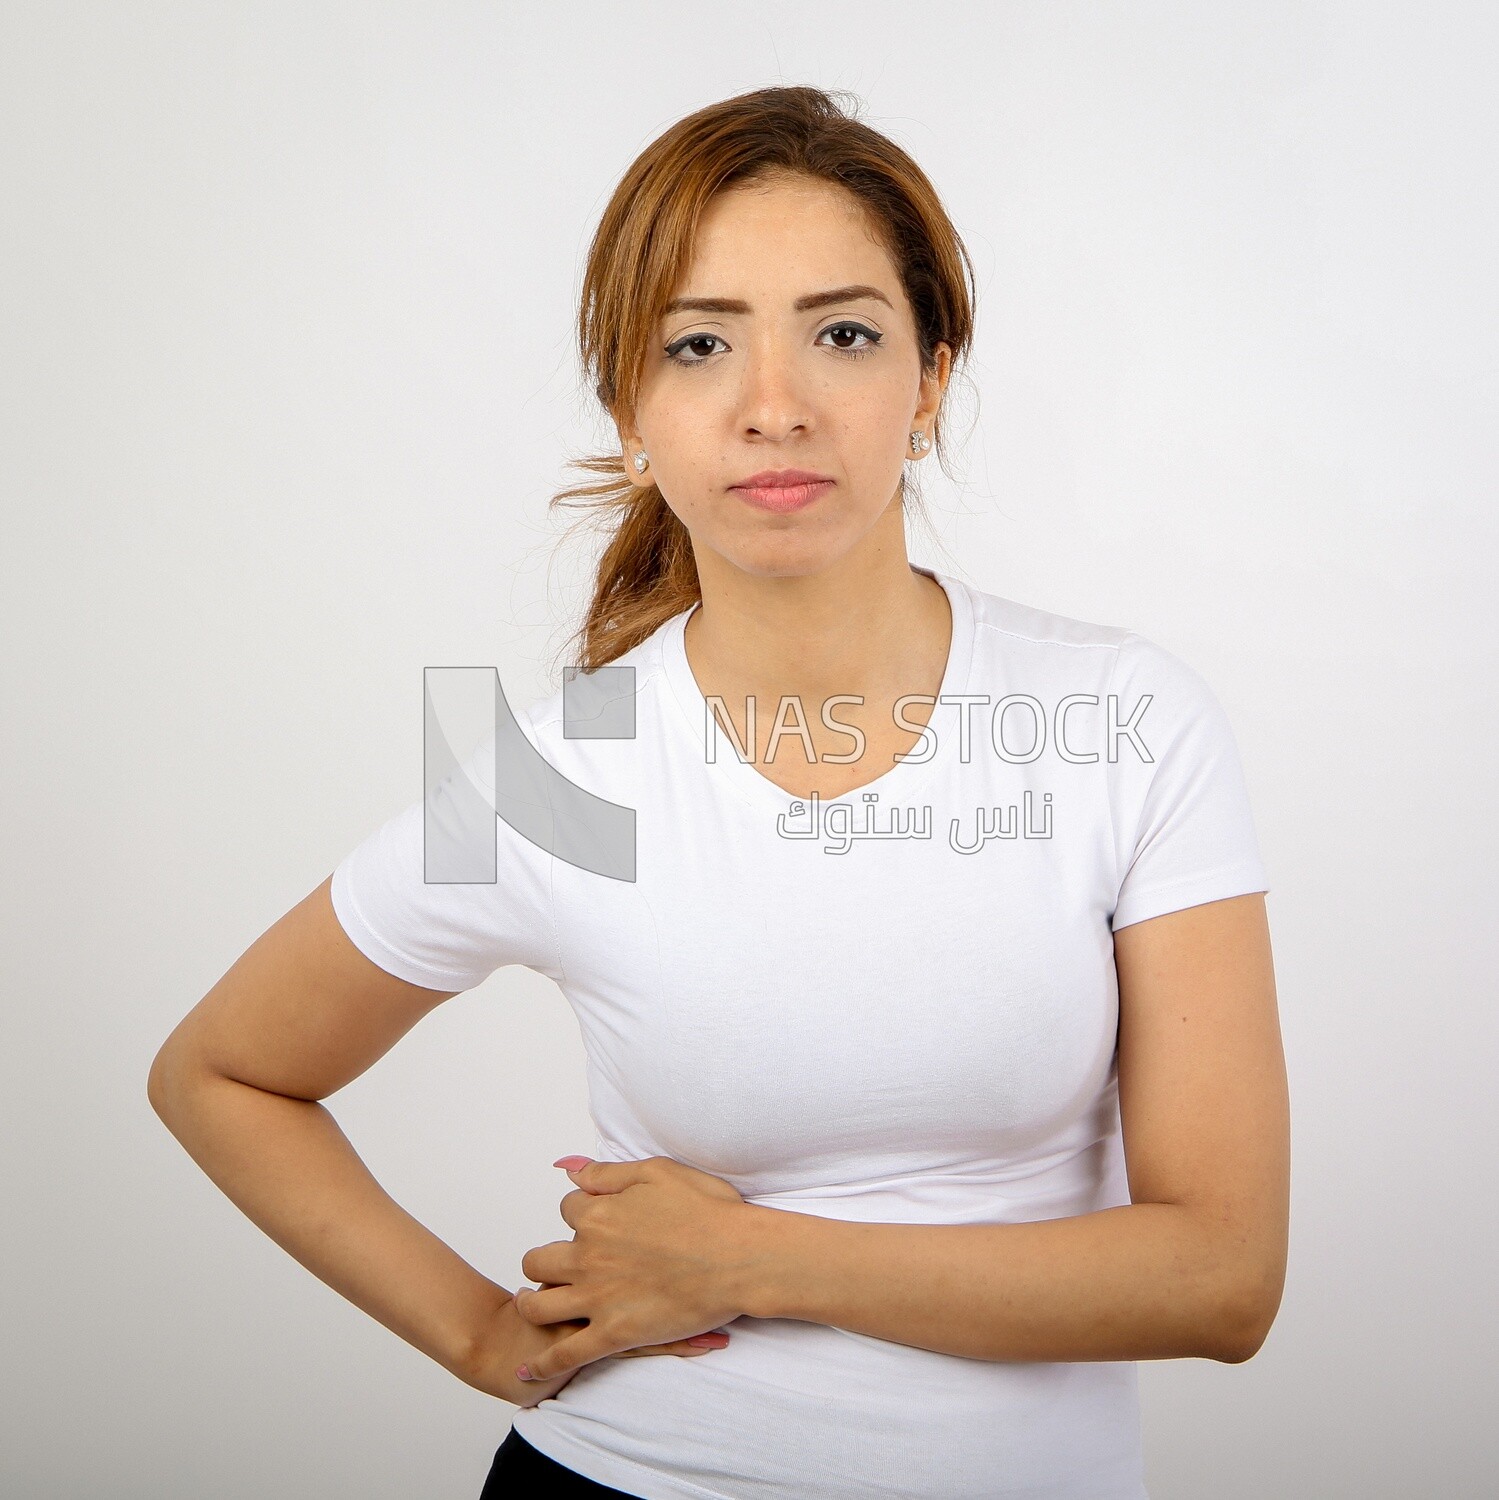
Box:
[511,1155,750,1383]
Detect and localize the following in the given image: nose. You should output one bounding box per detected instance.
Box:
[735,336,811,442]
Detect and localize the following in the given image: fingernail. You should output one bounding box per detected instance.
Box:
[516,1364,533,1381]
[553,1156,593,1170]
[687,1335,730,1348]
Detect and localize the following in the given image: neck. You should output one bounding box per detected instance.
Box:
[684,540,952,726]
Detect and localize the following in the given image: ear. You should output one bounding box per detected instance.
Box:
[914,342,953,429]
[612,409,655,491]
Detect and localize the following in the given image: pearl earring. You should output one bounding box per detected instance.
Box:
[909,430,931,455]
[633,451,649,474]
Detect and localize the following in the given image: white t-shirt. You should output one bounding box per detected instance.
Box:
[330,567,1269,1500]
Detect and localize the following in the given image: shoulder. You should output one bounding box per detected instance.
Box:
[519,624,675,745]
[949,580,1250,791]
[966,579,1212,681]
[967,589,1194,670]
[486,621,680,809]
[957,579,1137,706]
[962,581,1132,660]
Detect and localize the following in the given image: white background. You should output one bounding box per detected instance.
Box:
[3,2,1494,1495]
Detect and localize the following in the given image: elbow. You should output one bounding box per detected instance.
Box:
[147,1040,201,1127]
[1215,1271,1284,1364]
[1215,1319,1262,1365]
[146,1049,175,1120]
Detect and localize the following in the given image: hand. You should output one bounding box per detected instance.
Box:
[511,1155,752,1385]
[459,1285,730,1410]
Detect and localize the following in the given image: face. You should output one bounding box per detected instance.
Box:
[619,173,951,581]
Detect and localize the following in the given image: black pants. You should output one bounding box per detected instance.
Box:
[480,1425,648,1498]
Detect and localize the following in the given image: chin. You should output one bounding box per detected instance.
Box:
[718,537,846,580]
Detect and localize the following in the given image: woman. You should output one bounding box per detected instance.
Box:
[149,86,1288,1499]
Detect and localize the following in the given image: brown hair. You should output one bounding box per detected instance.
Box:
[551,84,978,674]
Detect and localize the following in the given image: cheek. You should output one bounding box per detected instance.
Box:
[834,371,913,435]
[639,410,710,500]
[833,390,913,480]
[653,456,724,535]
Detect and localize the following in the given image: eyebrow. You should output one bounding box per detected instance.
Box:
[662,283,894,317]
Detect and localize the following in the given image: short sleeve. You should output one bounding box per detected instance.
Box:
[329,713,562,992]
[1107,632,1269,932]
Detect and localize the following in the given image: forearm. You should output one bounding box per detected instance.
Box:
[150,1066,510,1379]
[732,1201,1249,1364]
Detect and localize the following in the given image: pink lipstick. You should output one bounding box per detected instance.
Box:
[730,468,835,513]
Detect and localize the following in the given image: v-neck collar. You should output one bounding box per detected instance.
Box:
[659,566,976,817]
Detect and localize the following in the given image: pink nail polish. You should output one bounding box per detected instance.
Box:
[553,1155,593,1170]
[516,1364,532,1381]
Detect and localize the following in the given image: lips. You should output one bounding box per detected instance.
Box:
[730,468,836,514]
[731,468,834,490]
[732,478,834,513]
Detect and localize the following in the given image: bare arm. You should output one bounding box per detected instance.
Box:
[147,876,512,1381]
[719,893,1289,1365]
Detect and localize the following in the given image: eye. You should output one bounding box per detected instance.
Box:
[662,322,885,367]
[663,332,729,365]
[818,322,883,359]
